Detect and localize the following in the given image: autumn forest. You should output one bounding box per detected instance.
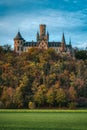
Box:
[0,45,87,109]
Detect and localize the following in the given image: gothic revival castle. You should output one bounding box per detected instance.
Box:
[14,24,72,55]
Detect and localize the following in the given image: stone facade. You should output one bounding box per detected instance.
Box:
[14,24,72,55]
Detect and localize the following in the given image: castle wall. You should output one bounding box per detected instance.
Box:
[14,40,23,55]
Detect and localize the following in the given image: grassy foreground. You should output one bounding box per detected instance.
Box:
[0,110,87,130]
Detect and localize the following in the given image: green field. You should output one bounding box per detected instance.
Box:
[0,110,87,130]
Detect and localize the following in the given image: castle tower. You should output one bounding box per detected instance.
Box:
[61,32,66,52]
[14,31,25,55]
[37,24,49,49]
[40,24,46,36]
[37,24,49,42]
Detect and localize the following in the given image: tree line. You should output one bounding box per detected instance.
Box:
[0,46,87,109]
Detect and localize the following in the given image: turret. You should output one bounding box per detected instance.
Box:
[69,38,72,47]
[47,31,49,42]
[36,31,39,42]
[14,31,25,54]
[61,32,66,52]
[68,38,73,55]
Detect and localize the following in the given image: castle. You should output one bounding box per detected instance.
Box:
[14,24,72,55]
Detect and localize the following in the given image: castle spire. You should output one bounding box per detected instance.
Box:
[62,32,66,44]
[69,37,71,45]
[47,31,49,35]
[36,31,39,42]
[61,32,66,52]
[47,31,49,41]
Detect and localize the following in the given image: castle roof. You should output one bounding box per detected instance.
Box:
[23,41,61,47]
[24,42,37,47]
[14,32,24,40]
[48,42,61,47]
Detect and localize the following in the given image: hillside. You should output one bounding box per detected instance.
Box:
[0,47,87,109]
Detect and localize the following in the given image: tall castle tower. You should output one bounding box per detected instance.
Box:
[40,24,46,36]
[36,24,49,49]
[14,32,25,55]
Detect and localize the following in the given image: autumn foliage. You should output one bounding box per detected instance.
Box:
[0,46,87,109]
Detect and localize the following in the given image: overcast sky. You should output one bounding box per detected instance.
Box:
[0,0,87,48]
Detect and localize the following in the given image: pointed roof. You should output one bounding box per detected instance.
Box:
[47,31,49,34]
[37,31,39,35]
[69,38,71,45]
[14,32,24,40]
[47,31,49,37]
[62,32,66,44]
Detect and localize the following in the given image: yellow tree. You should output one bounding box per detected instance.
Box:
[56,88,66,108]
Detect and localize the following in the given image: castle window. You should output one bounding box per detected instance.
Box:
[17,46,19,51]
[14,47,16,51]
[21,47,23,51]
[24,48,26,52]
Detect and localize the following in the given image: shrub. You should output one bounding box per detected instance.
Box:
[28,102,35,109]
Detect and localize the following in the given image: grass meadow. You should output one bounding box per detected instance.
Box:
[0,110,87,130]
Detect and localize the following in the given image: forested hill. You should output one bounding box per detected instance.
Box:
[0,46,87,109]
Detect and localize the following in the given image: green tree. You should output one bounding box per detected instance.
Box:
[19,74,32,107]
[75,50,87,60]
[46,88,55,107]
[56,88,66,107]
[13,87,24,108]
[34,85,47,107]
